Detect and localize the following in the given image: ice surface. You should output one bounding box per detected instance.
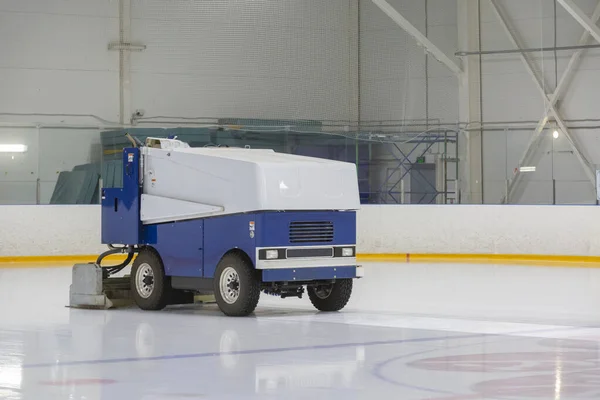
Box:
[1,262,600,399]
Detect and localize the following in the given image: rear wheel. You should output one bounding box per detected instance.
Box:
[308,279,353,312]
[213,253,260,317]
[131,250,170,310]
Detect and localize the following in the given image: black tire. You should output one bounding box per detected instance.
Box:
[131,249,170,311]
[308,279,353,312]
[213,253,260,317]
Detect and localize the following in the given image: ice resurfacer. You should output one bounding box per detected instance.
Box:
[69,135,362,316]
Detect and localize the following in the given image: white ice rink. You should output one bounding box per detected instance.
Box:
[3,261,600,399]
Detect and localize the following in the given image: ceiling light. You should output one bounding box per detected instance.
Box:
[519,166,536,172]
[0,144,27,153]
[553,130,559,139]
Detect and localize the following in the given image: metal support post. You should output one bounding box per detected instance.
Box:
[108,0,146,125]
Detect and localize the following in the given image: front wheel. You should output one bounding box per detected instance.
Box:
[308,279,353,312]
[213,253,260,317]
[131,250,170,311]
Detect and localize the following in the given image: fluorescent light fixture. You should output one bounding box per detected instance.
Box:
[553,130,560,139]
[0,144,27,153]
[519,166,536,172]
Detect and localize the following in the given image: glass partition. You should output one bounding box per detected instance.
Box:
[38,127,102,205]
[0,126,102,205]
[3,121,596,206]
[0,127,39,205]
[0,122,460,205]
[97,124,459,205]
[482,127,598,205]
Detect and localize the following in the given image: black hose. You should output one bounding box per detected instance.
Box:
[96,248,123,265]
[97,245,138,278]
[107,244,127,250]
[105,252,135,276]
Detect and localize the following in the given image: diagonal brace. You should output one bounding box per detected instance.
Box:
[489,0,596,203]
[379,143,420,195]
[557,0,600,43]
[501,0,600,203]
[371,0,462,76]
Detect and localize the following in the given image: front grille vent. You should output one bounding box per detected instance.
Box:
[289,221,334,243]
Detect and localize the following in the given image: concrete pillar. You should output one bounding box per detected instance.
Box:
[457,0,483,204]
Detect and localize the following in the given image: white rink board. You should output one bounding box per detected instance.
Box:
[0,205,105,256]
[357,204,600,256]
[2,204,600,257]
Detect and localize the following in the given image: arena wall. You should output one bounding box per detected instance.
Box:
[2,205,600,262]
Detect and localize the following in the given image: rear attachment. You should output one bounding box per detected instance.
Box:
[69,245,137,309]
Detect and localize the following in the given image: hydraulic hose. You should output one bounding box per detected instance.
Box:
[97,245,138,277]
[96,248,123,265]
[105,251,135,276]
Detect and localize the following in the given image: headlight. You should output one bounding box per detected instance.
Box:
[266,250,279,260]
[341,247,354,257]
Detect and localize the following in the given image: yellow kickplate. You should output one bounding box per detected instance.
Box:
[3,253,600,269]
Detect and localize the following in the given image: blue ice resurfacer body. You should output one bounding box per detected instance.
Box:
[72,136,362,316]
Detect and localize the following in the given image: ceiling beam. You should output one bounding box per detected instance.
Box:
[557,0,600,44]
[371,0,463,76]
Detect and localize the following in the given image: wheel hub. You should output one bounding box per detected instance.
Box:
[314,285,333,300]
[220,267,240,304]
[136,263,155,299]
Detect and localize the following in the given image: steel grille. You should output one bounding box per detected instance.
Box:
[289,221,334,243]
